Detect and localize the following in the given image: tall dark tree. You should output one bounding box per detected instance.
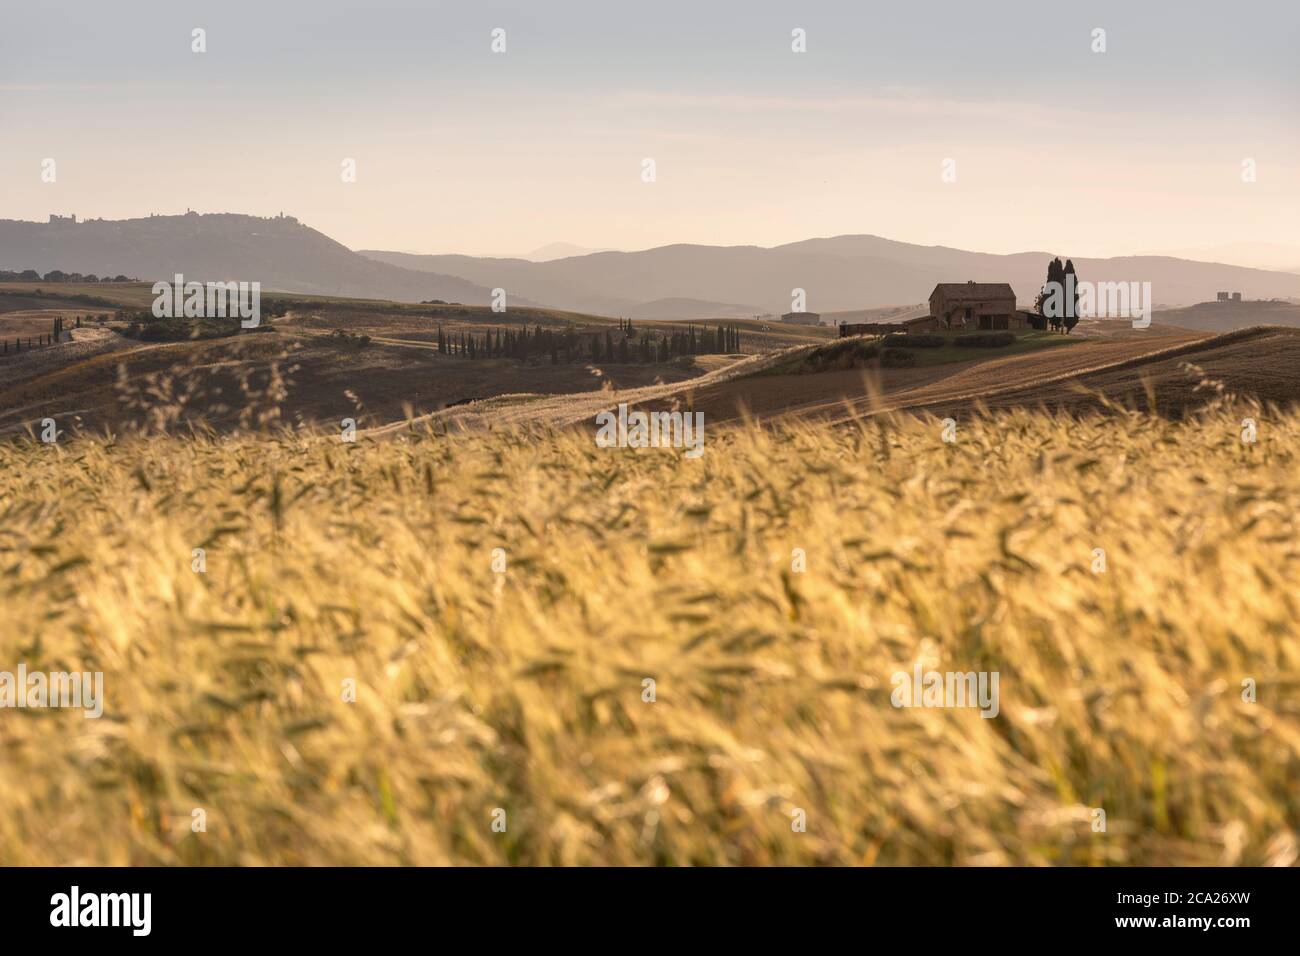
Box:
[1062,259,1080,333]
[1038,257,1066,332]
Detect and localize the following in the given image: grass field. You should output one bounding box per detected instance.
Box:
[0,281,157,310]
[1,400,1296,865]
[780,329,1082,375]
[901,329,1082,365]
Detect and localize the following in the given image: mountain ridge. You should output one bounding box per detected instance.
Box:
[363,235,1300,318]
[4,212,1297,319]
[0,213,503,306]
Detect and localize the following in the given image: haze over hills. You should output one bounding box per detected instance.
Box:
[0,213,501,305]
[1156,299,1300,333]
[523,242,618,262]
[5,212,1300,320]
[363,237,1300,319]
[1139,242,1300,275]
[621,297,760,321]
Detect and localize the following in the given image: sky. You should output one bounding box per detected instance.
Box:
[2,0,1297,263]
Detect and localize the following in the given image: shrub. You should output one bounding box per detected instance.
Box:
[800,339,878,372]
[900,333,946,348]
[880,348,916,368]
[955,332,1016,348]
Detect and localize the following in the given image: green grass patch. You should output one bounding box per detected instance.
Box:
[770,329,1086,374]
[902,330,1082,367]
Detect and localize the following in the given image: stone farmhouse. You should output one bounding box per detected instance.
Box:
[929,282,1024,330]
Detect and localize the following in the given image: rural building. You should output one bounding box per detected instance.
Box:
[781,311,822,326]
[839,315,946,337]
[929,282,1023,330]
[902,315,944,333]
[1217,291,1243,303]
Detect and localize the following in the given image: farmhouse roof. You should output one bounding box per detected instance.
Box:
[931,282,1016,301]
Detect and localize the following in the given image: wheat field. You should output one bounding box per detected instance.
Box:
[0,404,1297,866]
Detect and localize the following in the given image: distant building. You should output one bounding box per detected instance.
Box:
[1233,292,1242,302]
[48,213,76,224]
[929,281,1023,330]
[1216,291,1243,303]
[1217,291,1230,302]
[781,311,822,326]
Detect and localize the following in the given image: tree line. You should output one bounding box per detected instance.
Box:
[436,320,743,364]
[0,315,82,356]
[0,270,136,283]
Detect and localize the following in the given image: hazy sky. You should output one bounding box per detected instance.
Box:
[2,0,1297,261]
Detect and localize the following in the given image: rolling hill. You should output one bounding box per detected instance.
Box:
[0,213,503,305]
[1155,299,1300,333]
[362,236,1300,319]
[11,212,1299,322]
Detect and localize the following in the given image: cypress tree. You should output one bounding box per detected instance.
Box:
[1063,259,1080,333]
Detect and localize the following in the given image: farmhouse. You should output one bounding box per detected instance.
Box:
[929,282,1023,330]
[781,311,822,326]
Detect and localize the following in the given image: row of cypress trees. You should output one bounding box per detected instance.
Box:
[435,322,743,364]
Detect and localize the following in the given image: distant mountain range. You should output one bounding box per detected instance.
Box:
[522,242,618,262]
[1139,242,1300,275]
[364,237,1300,318]
[4,213,1300,320]
[0,213,503,305]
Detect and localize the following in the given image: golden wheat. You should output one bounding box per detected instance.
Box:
[0,406,1296,865]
